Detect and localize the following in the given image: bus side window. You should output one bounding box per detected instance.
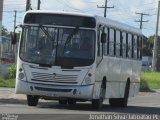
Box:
[134,35,138,59]
[128,34,132,58]
[116,30,120,57]
[109,28,114,56]
[96,28,103,65]
[122,32,126,58]
[104,27,109,56]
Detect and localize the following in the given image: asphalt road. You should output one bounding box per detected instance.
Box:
[0,88,160,120]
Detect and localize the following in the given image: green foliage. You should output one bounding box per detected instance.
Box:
[148,35,160,44]
[8,64,16,78]
[141,72,160,90]
[143,36,153,56]
[0,76,15,88]
[143,35,160,56]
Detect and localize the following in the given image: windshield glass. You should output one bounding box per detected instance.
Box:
[20,26,95,67]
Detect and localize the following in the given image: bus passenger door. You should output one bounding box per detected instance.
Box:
[96,29,103,66]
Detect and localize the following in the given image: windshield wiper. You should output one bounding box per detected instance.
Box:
[39,25,55,42]
[64,27,79,46]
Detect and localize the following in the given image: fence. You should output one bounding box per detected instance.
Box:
[0,36,17,64]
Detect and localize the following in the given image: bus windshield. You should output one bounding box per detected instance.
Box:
[20,25,95,67]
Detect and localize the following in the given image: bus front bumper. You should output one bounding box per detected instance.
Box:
[15,80,94,100]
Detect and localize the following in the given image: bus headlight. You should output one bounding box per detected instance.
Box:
[82,72,93,85]
[85,77,91,84]
[19,73,25,80]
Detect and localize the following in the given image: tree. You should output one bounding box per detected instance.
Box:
[143,36,153,56]
[143,35,160,56]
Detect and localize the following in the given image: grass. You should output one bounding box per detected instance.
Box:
[0,76,15,88]
[140,72,160,91]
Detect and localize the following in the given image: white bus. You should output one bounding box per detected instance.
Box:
[15,10,143,109]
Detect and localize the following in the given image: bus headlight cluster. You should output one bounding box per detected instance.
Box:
[82,72,93,85]
[18,68,25,80]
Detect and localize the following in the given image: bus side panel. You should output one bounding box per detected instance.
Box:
[94,56,122,99]
[132,60,141,96]
[120,59,133,97]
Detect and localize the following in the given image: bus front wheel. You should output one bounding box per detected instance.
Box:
[92,81,106,109]
[68,99,76,106]
[27,95,39,106]
[59,100,68,105]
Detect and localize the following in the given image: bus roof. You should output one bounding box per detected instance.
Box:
[24,10,142,35]
[95,15,143,35]
[25,10,95,18]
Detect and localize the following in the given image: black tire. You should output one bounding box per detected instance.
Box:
[109,81,130,107]
[68,99,76,106]
[59,100,67,105]
[27,95,39,106]
[92,81,106,109]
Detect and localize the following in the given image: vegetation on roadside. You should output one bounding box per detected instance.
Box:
[140,72,160,91]
[8,64,16,78]
[0,76,15,88]
[0,64,16,88]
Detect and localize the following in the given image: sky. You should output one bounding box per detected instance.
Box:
[2,0,160,37]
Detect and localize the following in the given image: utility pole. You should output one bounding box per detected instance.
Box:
[152,0,160,71]
[97,0,114,17]
[135,12,149,29]
[26,0,31,11]
[13,10,17,62]
[13,10,17,37]
[37,0,41,10]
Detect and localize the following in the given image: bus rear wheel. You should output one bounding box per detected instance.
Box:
[27,95,39,106]
[109,81,130,107]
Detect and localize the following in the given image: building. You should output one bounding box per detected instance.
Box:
[0,0,4,38]
[142,56,152,71]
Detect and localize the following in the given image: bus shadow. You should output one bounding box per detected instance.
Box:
[38,102,160,115]
[0,98,159,115]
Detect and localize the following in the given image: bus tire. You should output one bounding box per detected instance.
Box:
[92,80,106,109]
[68,99,76,106]
[59,100,67,105]
[109,80,130,107]
[27,95,39,106]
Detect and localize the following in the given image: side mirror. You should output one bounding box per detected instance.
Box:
[11,33,17,45]
[101,32,107,43]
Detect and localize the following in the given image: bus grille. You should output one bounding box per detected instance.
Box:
[31,72,78,84]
